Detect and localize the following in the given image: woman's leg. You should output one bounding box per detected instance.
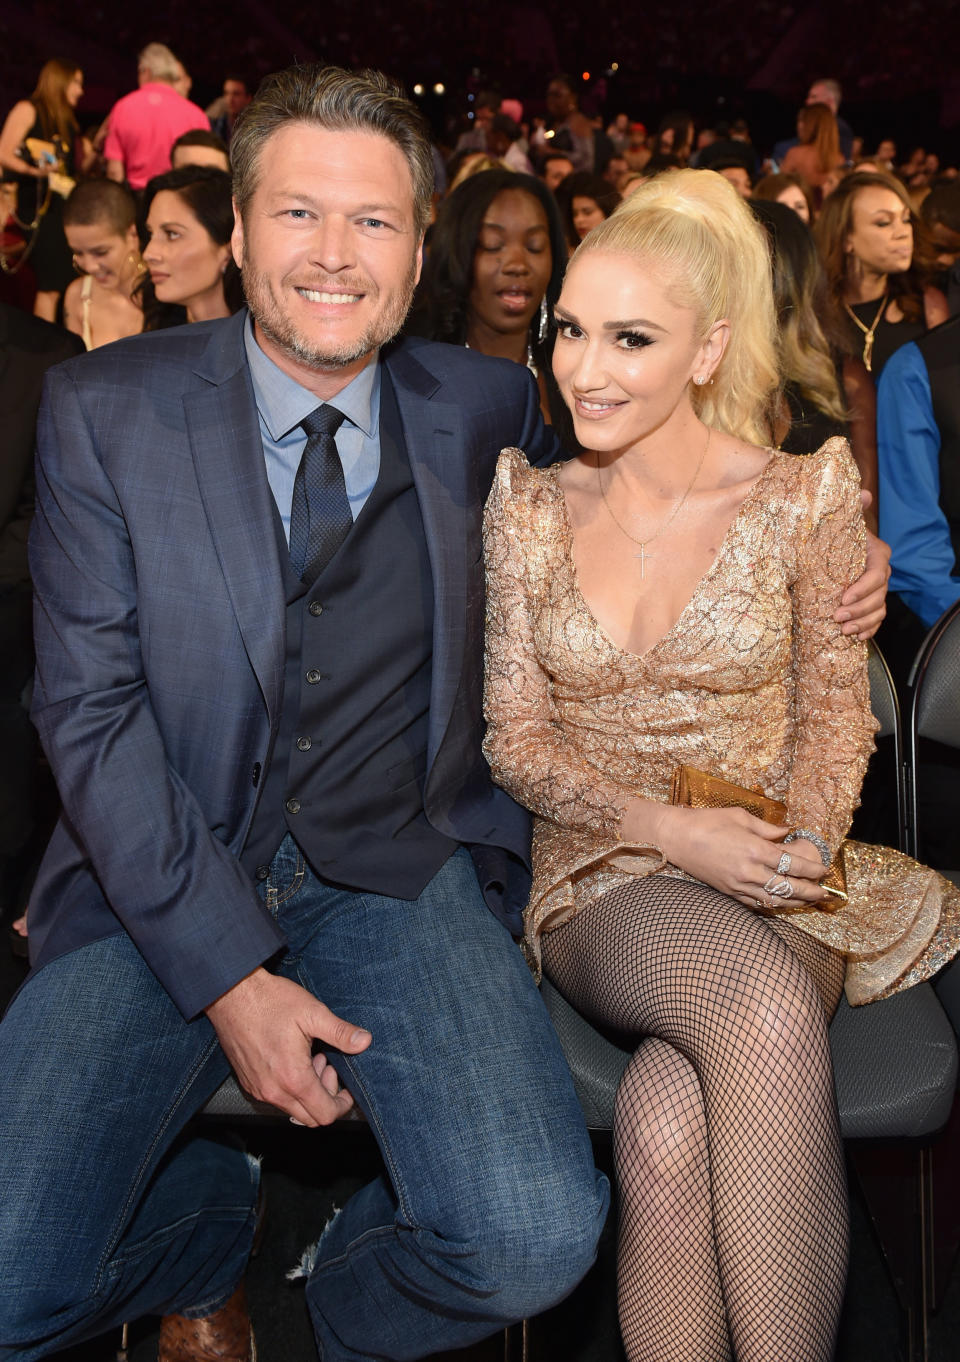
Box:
[541,876,849,1362]
[614,1039,730,1361]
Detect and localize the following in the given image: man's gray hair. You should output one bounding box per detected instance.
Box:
[231,64,434,239]
[138,43,181,85]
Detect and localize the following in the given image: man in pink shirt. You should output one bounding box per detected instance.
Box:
[105,43,209,190]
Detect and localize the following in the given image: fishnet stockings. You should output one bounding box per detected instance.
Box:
[541,875,849,1362]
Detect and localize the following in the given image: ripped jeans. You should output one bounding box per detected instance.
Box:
[0,840,607,1361]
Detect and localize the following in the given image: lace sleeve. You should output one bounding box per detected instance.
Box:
[482,449,630,834]
[786,439,878,854]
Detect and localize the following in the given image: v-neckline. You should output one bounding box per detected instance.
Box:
[549,452,778,663]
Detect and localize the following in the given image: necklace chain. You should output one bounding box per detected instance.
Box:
[844,294,888,373]
[596,427,712,579]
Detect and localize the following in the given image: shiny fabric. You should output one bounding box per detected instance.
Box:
[483,441,960,1005]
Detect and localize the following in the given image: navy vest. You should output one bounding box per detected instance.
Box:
[242,371,457,895]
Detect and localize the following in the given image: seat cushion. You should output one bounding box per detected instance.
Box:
[541,977,957,1140]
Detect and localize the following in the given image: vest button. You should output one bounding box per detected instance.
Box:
[308,601,324,616]
[296,735,312,751]
[255,865,269,881]
[285,797,301,815]
[306,668,322,684]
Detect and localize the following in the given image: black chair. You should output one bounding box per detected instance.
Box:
[906,597,960,879]
[541,640,957,1362]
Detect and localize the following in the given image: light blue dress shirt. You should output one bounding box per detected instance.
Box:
[877,340,960,629]
[243,314,381,544]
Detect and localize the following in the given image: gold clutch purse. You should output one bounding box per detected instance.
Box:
[670,765,847,908]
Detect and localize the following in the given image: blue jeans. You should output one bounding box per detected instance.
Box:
[0,840,608,1360]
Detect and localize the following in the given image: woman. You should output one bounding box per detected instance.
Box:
[751,198,878,528]
[780,103,845,196]
[752,170,814,224]
[555,171,620,249]
[0,58,92,320]
[816,170,948,377]
[139,166,243,329]
[62,180,143,348]
[409,169,570,431]
[482,170,959,1362]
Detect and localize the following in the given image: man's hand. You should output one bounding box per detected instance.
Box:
[836,507,891,640]
[206,968,371,1127]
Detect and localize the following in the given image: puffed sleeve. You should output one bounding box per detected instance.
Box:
[482,448,631,834]
[786,438,878,854]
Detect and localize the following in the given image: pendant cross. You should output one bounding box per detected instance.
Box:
[635,544,650,578]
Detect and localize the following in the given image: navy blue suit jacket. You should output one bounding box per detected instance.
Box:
[27,310,562,1018]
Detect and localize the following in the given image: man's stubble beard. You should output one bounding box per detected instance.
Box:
[241,258,419,371]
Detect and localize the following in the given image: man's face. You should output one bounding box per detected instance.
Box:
[223,81,250,117]
[806,82,837,114]
[474,105,495,133]
[542,156,574,192]
[546,81,574,120]
[233,123,422,398]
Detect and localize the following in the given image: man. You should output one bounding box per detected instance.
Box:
[773,76,854,166]
[211,75,253,147]
[171,128,231,171]
[877,313,960,672]
[539,74,613,174]
[104,42,209,189]
[486,112,533,173]
[0,65,607,1362]
[540,150,574,192]
[452,90,498,154]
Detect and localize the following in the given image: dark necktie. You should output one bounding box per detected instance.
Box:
[289,404,350,585]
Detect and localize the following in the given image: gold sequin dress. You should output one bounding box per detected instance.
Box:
[482,441,960,1006]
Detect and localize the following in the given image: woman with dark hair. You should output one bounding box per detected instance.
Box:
[0,58,92,320]
[751,198,878,528]
[555,171,621,249]
[63,179,143,349]
[780,104,845,197]
[409,169,570,430]
[753,171,814,225]
[815,171,948,377]
[139,166,243,329]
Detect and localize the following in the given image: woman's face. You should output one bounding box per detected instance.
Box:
[67,220,138,291]
[776,185,810,224]
[572,196,606,240]
[552,249,717,452]
[846,186,914,276]
[468,189,553,336]
[143,190,231,311]
[66,72,84,108]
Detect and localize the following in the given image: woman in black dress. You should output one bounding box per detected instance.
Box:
[0,59,92,321]
[815,170,947,379]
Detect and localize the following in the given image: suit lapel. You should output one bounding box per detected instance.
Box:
[384,343,472,770]
[183,314,286,722]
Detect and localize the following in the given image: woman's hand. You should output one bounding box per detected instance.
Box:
[639,803,830,912]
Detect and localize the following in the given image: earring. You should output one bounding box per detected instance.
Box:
[694,374,707,386]
[537,295,549,344]
[127,251,146,275]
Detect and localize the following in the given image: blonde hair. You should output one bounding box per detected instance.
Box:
[575,169,779,446]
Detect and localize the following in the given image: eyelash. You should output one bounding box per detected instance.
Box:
[554,320,654,350]
[615,329,654,349]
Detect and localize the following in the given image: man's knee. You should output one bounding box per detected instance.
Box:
[468,1163,609,1320]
